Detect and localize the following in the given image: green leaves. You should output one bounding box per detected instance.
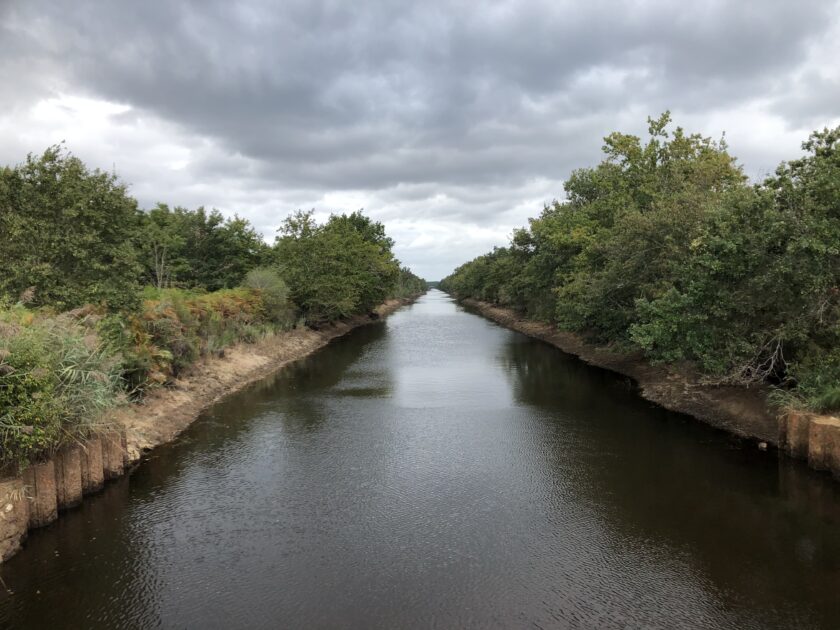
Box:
[137,204,270,291]
[273,210,404,324]
[0,317,120,470]
[0,145,142,311]
[242,267,295,325]
[0,145,426,469]
[442,117,840,411]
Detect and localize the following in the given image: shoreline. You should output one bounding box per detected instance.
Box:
[458,297,840,481]
[119,297,415,465]
[460,298,779,444]
[1,296,418,563]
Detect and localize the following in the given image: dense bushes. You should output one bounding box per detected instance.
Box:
[0,307,122,469]
[274,210,403,324]
[0,286,293,468]
[442,116,840,412]
[98,287,291,396]
[0,265,422,469]
[394,267,428,299]
[242,267,296,325]
[140,203,270,291]
[0,147,424,312]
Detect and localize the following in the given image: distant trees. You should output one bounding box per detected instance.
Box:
[273,210,401,324]
[394,266,428,299]
[0,146,425,317]
[442,116,840,411]
[138,204,269,291]
[0,145,142,310]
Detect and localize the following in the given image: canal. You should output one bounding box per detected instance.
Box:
[2,290,840,628]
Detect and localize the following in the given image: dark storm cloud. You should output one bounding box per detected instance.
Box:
[1,0,838,278]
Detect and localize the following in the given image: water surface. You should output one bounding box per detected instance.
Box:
[2,290,840,628]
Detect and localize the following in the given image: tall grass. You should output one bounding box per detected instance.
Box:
[0,313,121,469]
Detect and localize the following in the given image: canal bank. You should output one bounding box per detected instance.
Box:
[3,289,840,629]
[0,296,418,563]
[459,297,840,479]
[117,297,418,466]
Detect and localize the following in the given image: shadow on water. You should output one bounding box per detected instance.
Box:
[234,320,391,433]
[140,322,391,488]
[0,321,391,628]
[500,334,840,625]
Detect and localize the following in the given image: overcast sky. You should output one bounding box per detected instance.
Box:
[2,1,839,280]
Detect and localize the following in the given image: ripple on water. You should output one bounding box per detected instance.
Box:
[1,291,839,629]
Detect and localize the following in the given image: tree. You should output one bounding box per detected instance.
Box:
[140,203,187,289]
[0,145,141,310]
[138,205,269,291]
[442,118,840,411]
[273,210,401,323]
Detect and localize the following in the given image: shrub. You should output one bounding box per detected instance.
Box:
[786,348,840,413]
[0,313,121,470]
[0,145,141,310]
[99,288,281,397]
[243,267,296,327]
[274,210,401,324]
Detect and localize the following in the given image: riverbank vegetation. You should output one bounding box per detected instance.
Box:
[442,115,840,413]
[0,146,424,469]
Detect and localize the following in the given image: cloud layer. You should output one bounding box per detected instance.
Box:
[2,0,839,279]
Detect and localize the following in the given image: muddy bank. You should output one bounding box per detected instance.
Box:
[461,298,779,443]
[0,297,417,563]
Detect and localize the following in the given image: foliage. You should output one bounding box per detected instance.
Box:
[0,144,425,468]
[273,210,404,324]
[0,312,121,469]
[393,267,428,299]
[442,117,840,411]
[243,267,296,326]
[138,203,270,291]
[0,145,142,310]
[99,288,271,394]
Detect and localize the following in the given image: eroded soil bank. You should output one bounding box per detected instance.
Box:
[461,298,780,443]
[0,297,415,563]
[117,298,414,464]
[461,298,840,482]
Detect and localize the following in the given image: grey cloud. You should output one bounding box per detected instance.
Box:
[1,0,838,279]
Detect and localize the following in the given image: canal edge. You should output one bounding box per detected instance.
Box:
[457,297,840,483]
[0,295,421,565]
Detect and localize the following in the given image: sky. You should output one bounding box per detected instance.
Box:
[1,1,839,280]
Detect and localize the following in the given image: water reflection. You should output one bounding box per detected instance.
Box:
[500,331,840,626]
[1,290,840,629]
[258,322,392,432]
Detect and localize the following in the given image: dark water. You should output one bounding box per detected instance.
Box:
[2,290,840,629]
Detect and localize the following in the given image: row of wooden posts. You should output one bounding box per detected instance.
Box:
[1,431,128,562]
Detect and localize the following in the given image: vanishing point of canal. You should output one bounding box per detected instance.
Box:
[2,290,840,629]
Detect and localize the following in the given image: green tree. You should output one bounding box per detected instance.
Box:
[554,113,745,340]
[273,210,402,323]
[442,118,840,411]
[632,126,840,394]
[138,205,269,291]
[140,203,188,289]
[0,145,141,310]
[393,266,427,299]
